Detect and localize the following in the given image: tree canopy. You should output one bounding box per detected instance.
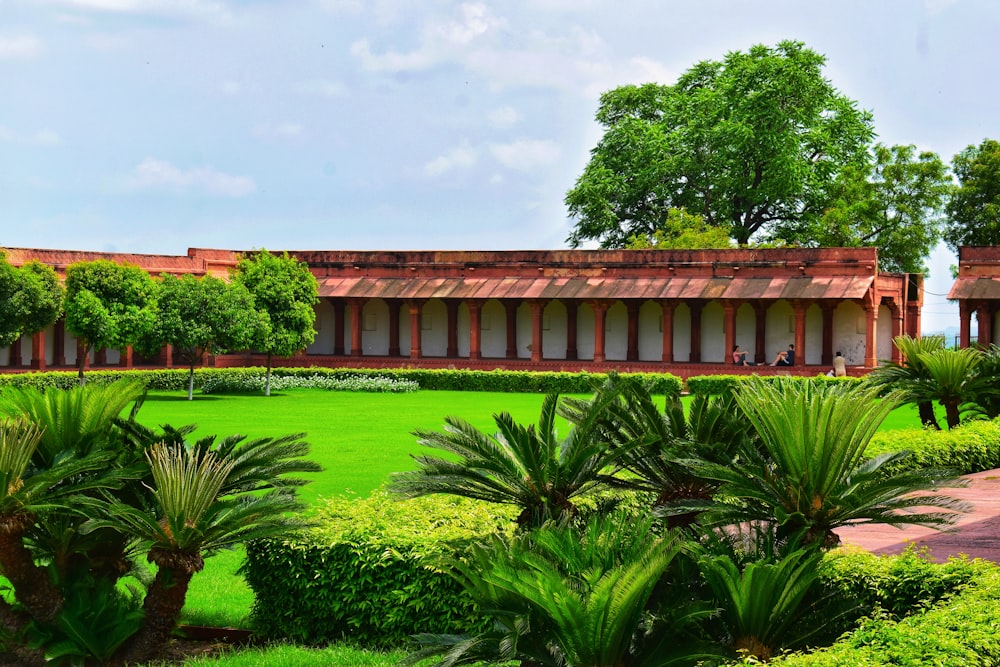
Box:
[152,273,267,399]
[944,138,1000,251]
[781,144,950,273]
[566,41,875,249]
[231,250,319,396]
[64,259,158,384]
[0,254,64,348]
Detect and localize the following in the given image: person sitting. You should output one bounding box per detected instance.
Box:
[732,345,754,366]
[770,343,795,366]
[833,351,847,377]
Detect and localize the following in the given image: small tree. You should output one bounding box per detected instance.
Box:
[153,273,267,399]
[64,259,158,385]
[944,137,1000,251]
[231,250,319,396]
[0,253,64,350]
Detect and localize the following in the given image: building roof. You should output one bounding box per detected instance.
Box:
[318,275,874,302]
[948,277,1000,301]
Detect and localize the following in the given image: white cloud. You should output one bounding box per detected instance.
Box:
[34,130,61,145]
[84,32,132,52]
[489,139,560,172]
[424,143,478,177]
[0,35,44,60]
[129,158,256,197]
[488,106,522,128]
[351,2,506,73]
[37,0,231,22]
[292,79,347,98]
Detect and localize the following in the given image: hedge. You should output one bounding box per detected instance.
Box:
[685,374,861,397]
[764,561,1000,666]
[867,419,1000,476]
[0,367,684,397]
[242,490,516,648]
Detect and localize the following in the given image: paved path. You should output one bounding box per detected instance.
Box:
[835,469,1000,562]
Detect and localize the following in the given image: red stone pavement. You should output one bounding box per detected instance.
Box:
[834,469,1000,562]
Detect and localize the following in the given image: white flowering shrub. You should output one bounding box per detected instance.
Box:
[201,373,419,394]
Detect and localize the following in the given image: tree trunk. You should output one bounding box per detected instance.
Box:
[0,598,46,667]
[110,562,197,666]
[918,401,940,430]
[188,365,195,401]
[944,400,961,429]
[0,518,63,623]
[265,352,273,397]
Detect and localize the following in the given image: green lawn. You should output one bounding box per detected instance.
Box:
[128,388,933,629]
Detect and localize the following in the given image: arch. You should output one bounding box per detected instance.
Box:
[480,300,506,358]
[361,299,390,355]
[308,299,337,354]
[735,303,756,355]
[605,301,627,361]
[420,299,448,357]
[877,304,894,364]
[577,302,596,360]
[831,301,866,365]
[701,301,725,363]
[765,301,794,362]
[638,300,661,361]
[805,303,823,365]
[543,300,568,360]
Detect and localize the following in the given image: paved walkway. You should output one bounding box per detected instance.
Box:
[835,469,1000,562]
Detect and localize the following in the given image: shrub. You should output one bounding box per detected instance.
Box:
[200,373,419,394]
[767,562,1000,666]
[243,490,515,648]
[686,374,860,396]
[867,419,1000,475]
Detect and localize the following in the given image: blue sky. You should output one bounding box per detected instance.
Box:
[2,0,996,333]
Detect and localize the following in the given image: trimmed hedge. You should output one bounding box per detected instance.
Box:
[686,374,861,396]
[866,419,1000,476]
[766,562,1000,666]
[0,367,683,397]
[242,490,516,648]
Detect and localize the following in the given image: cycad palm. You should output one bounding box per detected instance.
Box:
[391,393,622,528]
[913,347,988,429]
[867,334,945,429]
[96,440,316,666]
[561,374,751,526]
[406,515,717,667]
[686,378,967,547]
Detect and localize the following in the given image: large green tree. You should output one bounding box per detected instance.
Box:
[231,250,319,396]
[64,260,158,385]
[781,143,950,273]
[566,41,874,248]
[944,138,1000,250]
[152,273,267,400]
[0,253,64,349]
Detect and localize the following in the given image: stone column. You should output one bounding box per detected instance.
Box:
[348,299,364,356]
[407,300,423,359]
[792,301,807,366]
[689,302,703,363]
[467,301,482,360]
[9,336,22,367]
[959,301,971,349]
[54,319,66,366]
[626,301,640,362]
[565,301,579,361]
[504,300,519,359]
[332,299,346,356]
[446,300,460,358]
[891,303,904,362]
[31,331,46,371]
[387,299,401,357]
[864,302,879,368]
[977,303,993,347]
[723,302,737,364]
[591,301,610,363]
[820,303,835,366]
[660,300,675,363]
[753,302,767,365]
[529,300,545,362]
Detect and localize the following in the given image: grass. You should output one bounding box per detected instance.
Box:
[127,388,936,630]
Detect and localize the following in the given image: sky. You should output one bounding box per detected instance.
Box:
[2,0,997,334]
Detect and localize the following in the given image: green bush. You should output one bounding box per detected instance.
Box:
[867,419,1000,475]
[766,562,1000,666]
[686,374,860,397]
[0,367,683,398]
[242,490,515,648]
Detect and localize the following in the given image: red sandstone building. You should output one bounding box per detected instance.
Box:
[2,246,923,378]
[949,246,1000,348]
